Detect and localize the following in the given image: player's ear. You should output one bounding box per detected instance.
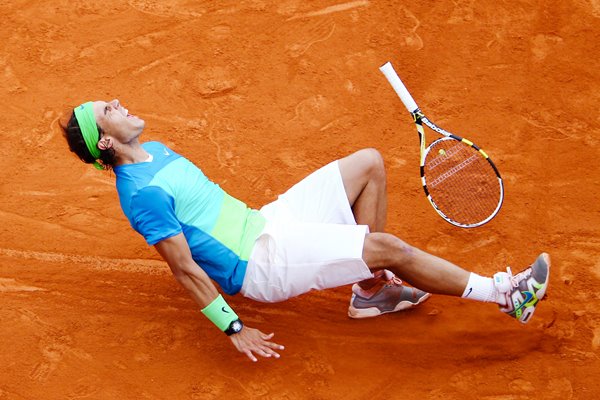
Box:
[97,136,113,151]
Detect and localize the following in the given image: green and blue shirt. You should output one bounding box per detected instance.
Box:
[114,142,265,294]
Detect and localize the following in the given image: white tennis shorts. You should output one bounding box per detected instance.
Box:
[240,160,374,303]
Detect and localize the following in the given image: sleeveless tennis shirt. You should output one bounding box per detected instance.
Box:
[114,141,265,294]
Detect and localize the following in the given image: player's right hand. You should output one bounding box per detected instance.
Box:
[229,326,284,362]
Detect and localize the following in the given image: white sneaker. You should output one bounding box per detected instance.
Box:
[494,253,551,324]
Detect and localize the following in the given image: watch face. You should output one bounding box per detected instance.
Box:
[232,321,242,332]
[225,319,244,336]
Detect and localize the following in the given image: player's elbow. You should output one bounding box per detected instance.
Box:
[170,265,187,282]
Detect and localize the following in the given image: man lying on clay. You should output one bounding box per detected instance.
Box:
[60,99,550,362]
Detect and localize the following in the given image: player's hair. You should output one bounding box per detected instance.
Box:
[60,111,116,170]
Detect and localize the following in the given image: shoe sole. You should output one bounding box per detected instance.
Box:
[348,292,431,319]
[535,252,551,301]
[517,252,551,324]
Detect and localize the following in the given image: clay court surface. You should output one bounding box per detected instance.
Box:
[1,0,599,398]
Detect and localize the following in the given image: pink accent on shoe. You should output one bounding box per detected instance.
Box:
[354,270,401,298]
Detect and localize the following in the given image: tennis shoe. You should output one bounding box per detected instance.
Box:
[494,253,550,324]
[348,270,430,319]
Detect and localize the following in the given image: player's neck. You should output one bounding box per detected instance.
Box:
[114,139,149,166]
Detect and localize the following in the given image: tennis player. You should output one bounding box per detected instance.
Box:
[60,99,551,362]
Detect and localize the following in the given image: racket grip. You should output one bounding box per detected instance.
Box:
[379,62,419,113]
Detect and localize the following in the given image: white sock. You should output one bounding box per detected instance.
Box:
[461,273,505,305]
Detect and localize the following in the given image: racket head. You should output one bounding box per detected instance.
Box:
[422,136,504,228]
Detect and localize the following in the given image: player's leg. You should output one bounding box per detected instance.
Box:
[337,148,387,232]
[337,149,433,317]
[363,233,469,295]
[362,232,551,324]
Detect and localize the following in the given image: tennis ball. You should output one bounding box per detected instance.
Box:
[438,149,446,156]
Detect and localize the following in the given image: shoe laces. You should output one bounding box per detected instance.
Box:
[504,266,531,288]
[386,276,403,287]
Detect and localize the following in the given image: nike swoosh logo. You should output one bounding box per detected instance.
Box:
[221,307,230,313]
[514,291,536,314]
[522,290,535,306]
[465,287,473,297]
[163,149,170,156]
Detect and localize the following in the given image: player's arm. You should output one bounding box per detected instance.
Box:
[154,232,284,362]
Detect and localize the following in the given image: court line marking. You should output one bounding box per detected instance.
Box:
[0,248,167,275]
[287,1,370,21]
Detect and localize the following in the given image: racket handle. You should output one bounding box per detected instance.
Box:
[379,62,419,114]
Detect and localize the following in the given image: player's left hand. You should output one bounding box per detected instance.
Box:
[229,326,284,362]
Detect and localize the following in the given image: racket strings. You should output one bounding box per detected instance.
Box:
[426,142,465,171]
[424,140,500,225]
[428,153,479,188]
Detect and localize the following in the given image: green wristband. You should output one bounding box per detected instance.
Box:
[201,294,239,331]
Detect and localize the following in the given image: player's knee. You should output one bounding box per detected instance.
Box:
[364,232,414,266]
[384,234,414,264]
[358,148,386,182]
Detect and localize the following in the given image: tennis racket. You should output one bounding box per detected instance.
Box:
[379,61,504,228]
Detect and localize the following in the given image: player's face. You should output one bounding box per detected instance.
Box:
[92,99,145,144]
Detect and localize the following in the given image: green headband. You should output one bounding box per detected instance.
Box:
[73,102,103,170]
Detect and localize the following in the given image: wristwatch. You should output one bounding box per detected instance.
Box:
[224,319,244,336]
